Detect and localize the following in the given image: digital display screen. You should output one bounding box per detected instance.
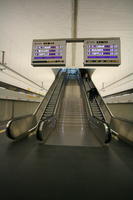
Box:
[31,40,66,66]
[84,38,121,66]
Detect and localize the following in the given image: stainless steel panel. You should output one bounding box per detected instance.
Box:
[110,117,133,142]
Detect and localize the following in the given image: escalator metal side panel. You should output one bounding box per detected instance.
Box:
[80,75,111,144]
[34,73,65,123]
[78,78,92,118]
[88,116,111,144]
[82,70,113,124]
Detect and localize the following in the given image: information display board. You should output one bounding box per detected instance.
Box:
[84,38,121,66]
[31,40,66,66]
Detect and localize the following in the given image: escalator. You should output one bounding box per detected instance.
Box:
[36,70,111,145]
[5,68,132,146]
[5,69,112,145]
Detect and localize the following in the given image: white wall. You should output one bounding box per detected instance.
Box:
[0,0,71,94]
[0,64,54,95]
[77,0,133,95]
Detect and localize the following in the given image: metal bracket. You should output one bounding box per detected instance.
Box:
[0,65,6,71]
[0,50,6,71]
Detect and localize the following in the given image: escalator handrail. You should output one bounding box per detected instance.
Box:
[96,91,114,117]
[27,115,54,134]
[92,116,112,143]
[40,73,66,119]
[41,74,64,114]
[33,69,62,118]
[94,97,106,121]
[6,70,64,139]
[87,79,114,118]
[79,76,94,117]
[53,75,66,116]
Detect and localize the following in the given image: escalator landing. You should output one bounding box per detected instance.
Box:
[45,122,101,147]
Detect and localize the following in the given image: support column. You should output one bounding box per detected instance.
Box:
[71,0,78,67]
[2,51,5,65]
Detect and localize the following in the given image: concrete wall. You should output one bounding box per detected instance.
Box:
[77,0,133,94]
[0,87,43,102]
[0,99,39,122]
[107,103,133,122]
[104,93,133,104]
[0,100,13,121]
[0,0,70,94]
